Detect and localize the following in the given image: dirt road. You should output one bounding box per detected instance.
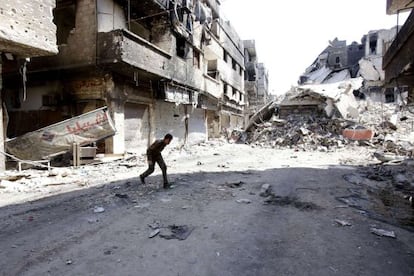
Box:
[0,143,413,276]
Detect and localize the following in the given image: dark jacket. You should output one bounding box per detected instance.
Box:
[147,139,166,159]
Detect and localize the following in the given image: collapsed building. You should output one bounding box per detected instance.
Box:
[298,27,408,104]
[1,0,251,165]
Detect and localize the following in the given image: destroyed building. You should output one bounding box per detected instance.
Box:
[0,0,59,170]
[298,27,404,104]
[1,0,248,161]
[383,0,414,107]
[243,40,269,114]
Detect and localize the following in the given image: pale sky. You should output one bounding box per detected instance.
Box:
[221,0,409,95]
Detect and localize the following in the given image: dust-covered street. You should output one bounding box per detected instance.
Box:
[1,142,413,276]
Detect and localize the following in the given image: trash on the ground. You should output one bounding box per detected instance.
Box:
[93,206,105,213]
[66,259,73,265]
[259,184,271,197]
[236,198,252,204]
[159,225,194,240]
[334,219,352,226]
[370,227,396,238]
[149,229,160,238]
[181,205,190,209]
[197,161,203,165]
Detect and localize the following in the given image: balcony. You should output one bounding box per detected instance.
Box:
[204,74,222,99]
[387,0,414,14]
[383,10,414,85]
[98,29,172,79]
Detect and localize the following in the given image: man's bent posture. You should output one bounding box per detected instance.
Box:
[140,134,173,189]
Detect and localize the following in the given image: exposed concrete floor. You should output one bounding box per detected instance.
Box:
[0,142,413,276]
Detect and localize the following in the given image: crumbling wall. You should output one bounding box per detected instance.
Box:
[30,0,97,69]
[0,0,58,57]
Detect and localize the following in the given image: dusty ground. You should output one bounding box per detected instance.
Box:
[0,141,413,276]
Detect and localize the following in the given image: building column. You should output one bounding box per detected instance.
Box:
[0,58,4,171]
[106,99,125,155]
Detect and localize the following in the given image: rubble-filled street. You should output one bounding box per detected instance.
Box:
[0,140,413,275]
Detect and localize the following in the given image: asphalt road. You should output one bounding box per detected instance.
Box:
[0,158,413,276]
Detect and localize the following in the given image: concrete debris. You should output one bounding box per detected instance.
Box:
[148,229,160,239]
[93,206,105,213]
[246,115,350,150]
[259,184,271,197]
[370,227,396,238]
[334,219,352,226]
[242,99,414,156]
[236,199,252,204]
[226,181,244,188]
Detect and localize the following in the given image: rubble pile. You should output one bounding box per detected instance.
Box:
[245,101,414,155]
[246,115,351,151]
[359,102,414,156]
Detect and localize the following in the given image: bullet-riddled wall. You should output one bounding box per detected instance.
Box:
[0,0,58,57]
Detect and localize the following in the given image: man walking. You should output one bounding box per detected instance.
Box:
[140,134,173,188]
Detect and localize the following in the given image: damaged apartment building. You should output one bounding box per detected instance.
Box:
[1,0,247,159]
[298,27,407,104]
[383,0,414,109]
[243,39,269,114]
[0,0,58,170]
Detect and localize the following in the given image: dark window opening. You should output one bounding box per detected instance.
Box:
[232,87,236,97]
[223,50,228,62]
[232,59,237,71]
[370,40,377,54]
[176,37,187,58]
[193,48,200,68]
[239,93,242,101]
[53,1,76,45]
[335,57,340,64]
[385,88,395,103]
[223,83,228,95]
[239,67,243,76]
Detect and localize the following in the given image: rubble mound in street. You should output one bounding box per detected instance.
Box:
[244,101,414,155]
[246,115,350,151]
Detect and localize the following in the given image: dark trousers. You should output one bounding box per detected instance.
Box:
[141,154,168,184]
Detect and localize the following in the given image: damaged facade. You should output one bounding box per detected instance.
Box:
[383,0,414,108]
[298,27,406,104]
[0,0,59,170]
[243,39,269,113]
[1,0,249,162]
